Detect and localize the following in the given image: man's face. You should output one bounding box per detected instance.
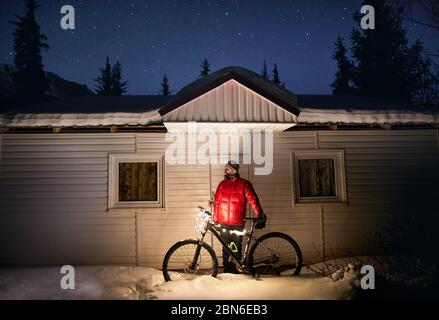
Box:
[224,166,236,176]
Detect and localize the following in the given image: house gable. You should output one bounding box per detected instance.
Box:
[161,79,297,123]
[158,67,300,132]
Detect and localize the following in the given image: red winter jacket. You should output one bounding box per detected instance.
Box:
[213,175,263,226]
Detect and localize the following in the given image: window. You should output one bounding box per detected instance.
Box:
[292,150,347,204]
[109,154,164,209]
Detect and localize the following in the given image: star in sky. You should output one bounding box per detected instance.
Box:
[0,0,437,95]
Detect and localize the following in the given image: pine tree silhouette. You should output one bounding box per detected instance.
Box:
[272,63,282,86]
[350,0,431,103]
[331,35,354,95]
[405,39,437,106]
[394,1,439,106]
[94,57,128,95]
[161,74,171,95]
[10,0,49,102]
[261,60,269,80]
[95,56,113,95]
[199,59,210,77]
[111,61,128,95]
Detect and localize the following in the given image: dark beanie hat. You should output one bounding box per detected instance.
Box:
[225,160,240,171]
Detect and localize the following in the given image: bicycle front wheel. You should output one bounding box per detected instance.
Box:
[248,232,302,277]
[162,239,218,281]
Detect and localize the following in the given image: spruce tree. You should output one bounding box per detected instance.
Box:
[396,1,439,107]
[199,59,210,77]
[11,0,49,102]
[111,61,128,95]
[94,56,113,95]
[331,35,354,95]
[261,60,269,80]
[161,74,171,95]
[350,0,428,102]
[272,63,282,86]
[405,40,437,106]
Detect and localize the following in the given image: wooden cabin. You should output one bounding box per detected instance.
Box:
[0,67,438,267]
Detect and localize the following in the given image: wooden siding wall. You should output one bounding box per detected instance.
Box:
[316,130,439,259]
[0,130,438,268]
[0,134,136,266]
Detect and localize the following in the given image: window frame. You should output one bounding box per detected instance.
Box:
[108,154,164,209]
[291,150,347,204]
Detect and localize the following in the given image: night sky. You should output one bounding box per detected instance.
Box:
[0,0,437,95]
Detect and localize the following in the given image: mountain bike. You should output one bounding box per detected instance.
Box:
[162,206,303,281]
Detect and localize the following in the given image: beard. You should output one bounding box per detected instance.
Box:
[224,172,239,180]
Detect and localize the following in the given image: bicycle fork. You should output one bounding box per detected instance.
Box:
[238,233,253,271]
[189,232,206,271]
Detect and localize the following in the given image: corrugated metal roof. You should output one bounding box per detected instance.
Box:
[3,95,172,114]
[297,95,423,111]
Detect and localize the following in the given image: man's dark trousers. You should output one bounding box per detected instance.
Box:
[220,226,244,273]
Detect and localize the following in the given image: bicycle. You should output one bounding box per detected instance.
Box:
[162,206,303,281]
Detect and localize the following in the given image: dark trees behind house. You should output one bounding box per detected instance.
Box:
[199,59,210,77]
[111,62,128,96]
[160,74,171,95]
[272,63,282,86]
[10,0,49,103]
[331,36,354,95]
[94,56,128,95]
[331,0,438,107]
[261,60,269,80]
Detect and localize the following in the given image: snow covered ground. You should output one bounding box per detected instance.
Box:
[0,266,357,300]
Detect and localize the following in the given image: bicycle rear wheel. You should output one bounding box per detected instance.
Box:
[162,239,218,281]
[248,232,302,277]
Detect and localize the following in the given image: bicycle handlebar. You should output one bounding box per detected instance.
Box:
[198,206,262,221]
[197,206,212,216]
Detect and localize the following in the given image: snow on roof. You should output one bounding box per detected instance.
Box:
[1,96,169,127]
[1,93,437,128]
[298,107,438,125]
[296,95,438,125]
[2,110,163,127]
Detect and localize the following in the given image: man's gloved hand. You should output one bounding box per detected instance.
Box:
[255,213,267,229]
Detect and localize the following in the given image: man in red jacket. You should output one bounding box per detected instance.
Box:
[211,160,267,273]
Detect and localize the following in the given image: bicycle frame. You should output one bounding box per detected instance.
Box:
[192,219,258,272]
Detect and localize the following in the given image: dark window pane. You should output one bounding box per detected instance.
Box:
[119,162,158,201]
[298,159,336,197]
